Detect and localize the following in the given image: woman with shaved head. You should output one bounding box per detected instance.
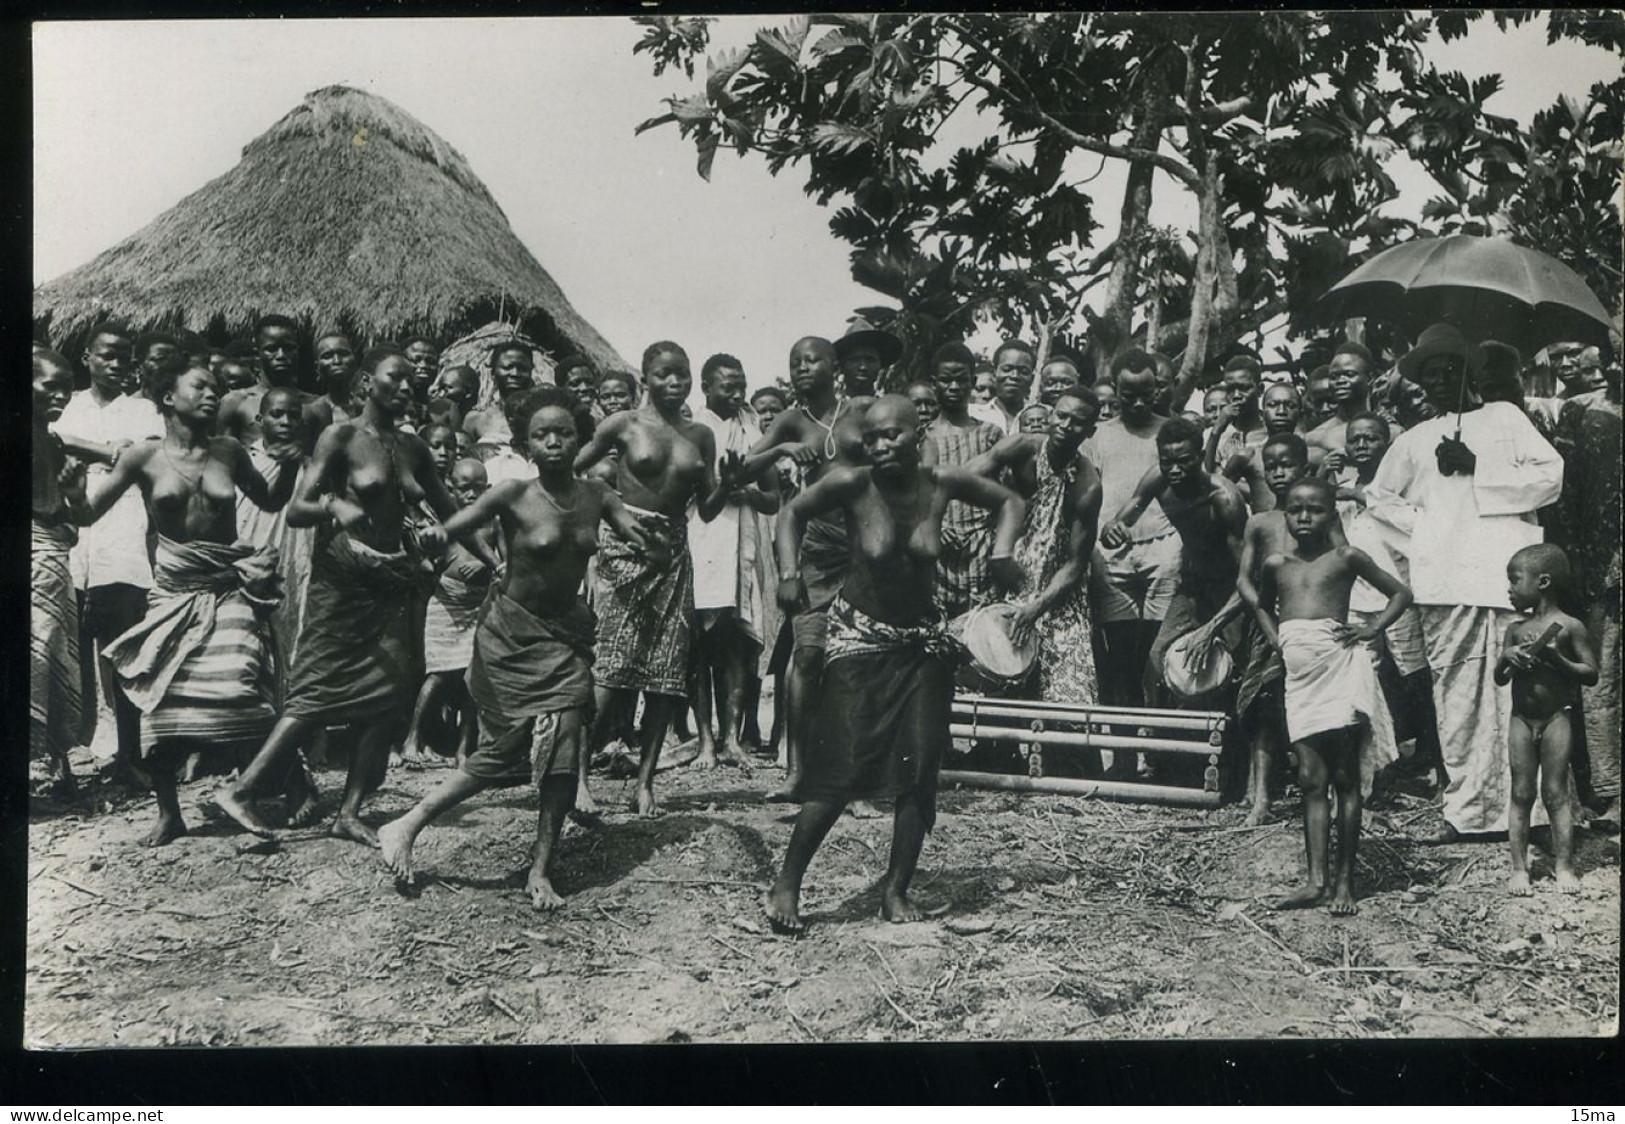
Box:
[765,395,1026,933]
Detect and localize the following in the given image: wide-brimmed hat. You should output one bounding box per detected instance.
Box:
[833,316,902,366]
[1397,323,1484,381]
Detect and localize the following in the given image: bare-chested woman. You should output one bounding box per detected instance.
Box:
[575,341,735,816]
[740,337,895,808]
[75,365,301,845]
[220,346,462,846]
[764,396,1026,933]
[379,387,654,908]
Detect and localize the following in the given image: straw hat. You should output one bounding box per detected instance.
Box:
[834,316,902,366]
[1397,323,1484,382]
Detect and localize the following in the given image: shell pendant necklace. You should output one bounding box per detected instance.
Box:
[805,397,847,459]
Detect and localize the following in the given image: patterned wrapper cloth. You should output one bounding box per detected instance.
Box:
[797,595,961,828]
[593,505,693,697]
[1011,450,1099,705]
[102,537,283,756]
[462,590,596,785]
[281,528,419,726]
[31,519,82,791]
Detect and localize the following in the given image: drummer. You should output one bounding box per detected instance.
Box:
[967,386,1104,707]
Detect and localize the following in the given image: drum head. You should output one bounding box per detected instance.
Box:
[959,603,1039,681]
[1163,628,1234,699]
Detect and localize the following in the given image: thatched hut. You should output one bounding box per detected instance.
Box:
[33,84,628,377]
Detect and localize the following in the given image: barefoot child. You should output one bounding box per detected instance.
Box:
[1254,477,1412,914]
[1233,435,1348,824]
[378,388,655,909]
[404,457,499,767]
[1495,544,1598,895]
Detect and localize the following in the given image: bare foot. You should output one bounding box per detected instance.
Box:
[1555,868,1581,894]
[287,792,324,830]
[526,868,565,911]
[140,815,187,848]
[881,886,924,923]
[693,744,719,771]
[766,772,802,804]
[848,800,883,820]
[1326,882,1358,916]
[377,819,416,884]
[764,884,805,935]
[575,781,601,817]
[330,814,379,848]
[1507,870,1533,896]
[631,787,660,818]
[1241,803,1269,828]
[716,741,751,770]
[1271,883,1326,911]
[217,786,275,838]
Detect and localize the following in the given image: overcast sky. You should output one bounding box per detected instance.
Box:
[33,15,1621,389]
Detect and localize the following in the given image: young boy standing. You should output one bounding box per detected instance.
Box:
[1254,478,1412,915]
[1495,544,1598,895]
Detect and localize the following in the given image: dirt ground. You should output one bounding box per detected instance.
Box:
[26,739,1621,1048]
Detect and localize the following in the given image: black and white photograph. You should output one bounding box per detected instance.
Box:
[25,11,1622,1051]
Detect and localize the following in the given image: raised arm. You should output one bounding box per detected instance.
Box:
[938,467,1028,593]
[573,411,625,474]
[1542,617,1599,687]
[965,432,1034,479]
[75,440,156,525]
[228,437,299,512]
[286,425,360,530]
[775,467,865,610]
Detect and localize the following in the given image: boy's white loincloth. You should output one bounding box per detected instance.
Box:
[1279,617,1398,797]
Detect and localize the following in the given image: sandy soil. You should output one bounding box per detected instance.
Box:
[26,748,1620,1047]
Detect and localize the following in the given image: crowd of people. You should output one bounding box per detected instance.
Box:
[30,310,1620,930]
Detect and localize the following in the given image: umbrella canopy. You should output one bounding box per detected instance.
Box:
[1320,234,1617,352]
[33,85,630,374]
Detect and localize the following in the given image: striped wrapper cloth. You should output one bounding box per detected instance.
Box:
[102,537,283,757]
[31,519,82,790]
[423,542,492,675]
[927,421,1003,616]
[592,505,693,697]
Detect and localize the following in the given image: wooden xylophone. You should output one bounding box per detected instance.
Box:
[941,694,1227,807]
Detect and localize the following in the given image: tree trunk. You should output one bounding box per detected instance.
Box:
[1093,62,1167,372]
[1177,154,1223,388]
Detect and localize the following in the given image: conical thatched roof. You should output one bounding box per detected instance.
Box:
[34,84,628,372]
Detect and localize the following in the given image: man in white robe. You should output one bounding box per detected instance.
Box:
[688,355,778,769]
[1366,325,1563,841]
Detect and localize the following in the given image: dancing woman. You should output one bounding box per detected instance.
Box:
[379,388,654,909]
[765,396,1026,933]
[574,342,735,816]
[220,346,461,846]
[74,364,300,845]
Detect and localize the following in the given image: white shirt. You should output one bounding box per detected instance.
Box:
[1336,472,1411,614]
[688,405,764,617]
[482,447,535,487]
[1366,403,1562,608]
[1081,418,1173,542]
[970,400,1020,436]
[52,390,163,590]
